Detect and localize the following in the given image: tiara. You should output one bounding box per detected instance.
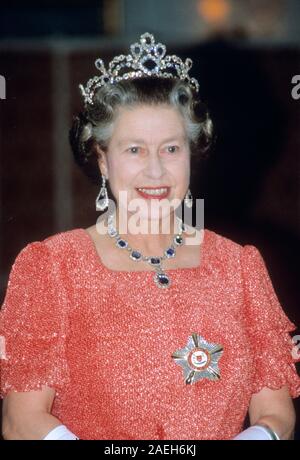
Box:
[79,32,200,105]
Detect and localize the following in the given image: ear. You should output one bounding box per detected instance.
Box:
[95,143,108,179]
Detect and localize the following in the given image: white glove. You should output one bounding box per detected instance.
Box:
[233,424,280,440]
[43,424,79,440]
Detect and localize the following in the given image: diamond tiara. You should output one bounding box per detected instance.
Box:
[79,32,200,106]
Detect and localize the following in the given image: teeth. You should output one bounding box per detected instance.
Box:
[137,188,168,196]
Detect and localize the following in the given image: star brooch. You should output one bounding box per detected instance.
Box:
[171,333,224,384]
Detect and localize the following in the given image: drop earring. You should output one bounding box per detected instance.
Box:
[184,188,193,208]
[95,174,109,211]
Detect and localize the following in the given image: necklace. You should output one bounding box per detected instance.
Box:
[106,212,186,289]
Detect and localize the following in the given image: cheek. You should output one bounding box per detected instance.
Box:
[108,158,138,187]
[170,160,190,194]
[171,157,190,180]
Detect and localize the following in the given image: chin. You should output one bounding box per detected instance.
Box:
[141,207,174,223]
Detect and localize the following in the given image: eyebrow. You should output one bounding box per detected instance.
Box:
[117,135,186,146]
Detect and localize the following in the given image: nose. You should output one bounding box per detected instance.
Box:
[143,150,165,180]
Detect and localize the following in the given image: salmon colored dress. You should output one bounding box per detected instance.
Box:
[1,228,300,440]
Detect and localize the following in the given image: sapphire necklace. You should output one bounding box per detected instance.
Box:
[106,212,185,289]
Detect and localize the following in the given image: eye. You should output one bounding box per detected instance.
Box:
[166,145,179,154]
[128,146,140,154]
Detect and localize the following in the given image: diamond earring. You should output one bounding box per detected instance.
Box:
[184,188,193,208]
[95,174,109,211]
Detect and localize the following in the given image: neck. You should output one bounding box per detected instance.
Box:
[108,208,180,255]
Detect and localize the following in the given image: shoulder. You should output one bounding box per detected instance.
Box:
[205,228,242,250]
[42,228,85,255]
[202,228,265,278]
[11,228,85,271]
[204,227,246,260]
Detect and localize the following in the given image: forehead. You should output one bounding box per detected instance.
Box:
[112,104,186,141]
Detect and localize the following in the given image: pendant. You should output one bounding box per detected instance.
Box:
[153,268,171,288]
[171,333,223,384]
[95,186,109,211]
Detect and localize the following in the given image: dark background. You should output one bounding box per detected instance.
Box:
[0,0,299,440]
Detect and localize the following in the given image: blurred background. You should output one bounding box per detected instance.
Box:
[0,0,299,440]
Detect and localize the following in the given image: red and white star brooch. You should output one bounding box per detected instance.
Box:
[171,333,224,384]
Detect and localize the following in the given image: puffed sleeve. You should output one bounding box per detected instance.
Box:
[0,241,70,398]
[241,244,300,399]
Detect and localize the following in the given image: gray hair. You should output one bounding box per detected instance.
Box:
[69,77,214,184]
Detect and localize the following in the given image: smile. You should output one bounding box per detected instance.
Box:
[136,187,170,199]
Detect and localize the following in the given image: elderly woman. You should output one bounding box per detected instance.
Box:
[1,33,300,441]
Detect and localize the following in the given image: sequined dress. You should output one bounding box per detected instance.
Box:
[1,228,300,440]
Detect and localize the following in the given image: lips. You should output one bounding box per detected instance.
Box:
[135,186,171,199]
